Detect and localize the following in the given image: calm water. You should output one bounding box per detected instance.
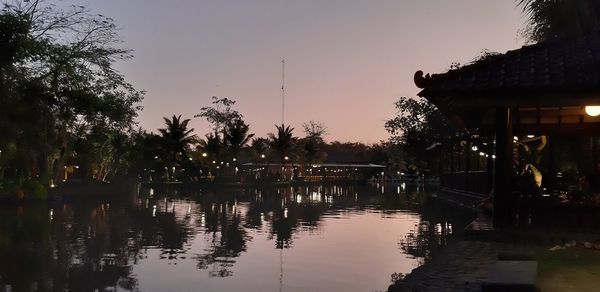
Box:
[0,184,471,292]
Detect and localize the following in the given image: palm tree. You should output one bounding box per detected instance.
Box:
[250,137,270,161]
[517,0,600,42]
[268,124,296,180]
[158,115,198,176]
[224,119,254,160]
[268,124,296,162]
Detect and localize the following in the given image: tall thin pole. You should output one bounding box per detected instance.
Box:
[281,58,285,125]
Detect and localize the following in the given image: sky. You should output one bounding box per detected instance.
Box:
[73,0,525,143]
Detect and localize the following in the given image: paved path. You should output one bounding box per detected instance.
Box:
[388,241,498,292]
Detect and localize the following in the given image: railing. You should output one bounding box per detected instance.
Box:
[441,171,490,197]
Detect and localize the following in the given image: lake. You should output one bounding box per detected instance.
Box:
[0,184,472,292]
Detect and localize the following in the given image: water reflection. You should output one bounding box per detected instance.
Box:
[0,184,471,292]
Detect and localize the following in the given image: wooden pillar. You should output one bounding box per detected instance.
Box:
[494,107,515,228]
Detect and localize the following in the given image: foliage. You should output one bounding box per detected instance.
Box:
[224,119,254,159]
[195,96,242,134]
[268,124,296,162]
[299,121,328,164]
[385,97,457,173]
[517,0,600,43]
[0,0,143,191]
[158,115,198,179]
[249,137,270,161]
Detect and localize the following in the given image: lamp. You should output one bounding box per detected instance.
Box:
[585,106,600,117]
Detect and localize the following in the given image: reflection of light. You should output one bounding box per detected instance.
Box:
[436,223,442,233]
[152,205,157,217]
[201,214,206,227]
[49,209,54,221]
[296,195,302,204]
[284,208,288,218]
[260,212,265,222]
[586,106,600,116]
[310,192,321,202]
[397,186,401,194]
[149,188,154,196]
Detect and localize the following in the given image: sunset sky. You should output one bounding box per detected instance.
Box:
[80,0,525,143]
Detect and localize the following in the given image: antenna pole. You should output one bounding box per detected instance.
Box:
[281,58,285,125]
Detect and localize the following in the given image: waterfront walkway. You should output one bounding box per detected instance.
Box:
[388,241,498,291]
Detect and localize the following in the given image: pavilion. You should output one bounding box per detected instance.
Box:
[415,31,600,228]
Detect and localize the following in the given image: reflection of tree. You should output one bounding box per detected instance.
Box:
[398,199,472,263]
[0,184,458,290]
[193,195,251,277]
[0,203,141,292]
[272,217,295,249]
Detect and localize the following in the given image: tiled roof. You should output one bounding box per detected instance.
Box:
[415,31,600,98]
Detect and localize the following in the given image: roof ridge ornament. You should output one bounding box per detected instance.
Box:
[414,70,432,88]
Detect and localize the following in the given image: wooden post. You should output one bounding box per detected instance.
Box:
[494,107,515,228]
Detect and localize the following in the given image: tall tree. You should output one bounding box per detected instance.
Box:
[517,0,600,42]
[158,115,198,177]
[300,121,328,164]
[195,97,242,135]
[385,97,457,173]
[224,119,254,160]
[268,124,296,163]
[0,1,143,189]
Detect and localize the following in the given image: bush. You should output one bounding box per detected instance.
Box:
[23,180,48,201]
[0,185,25,201]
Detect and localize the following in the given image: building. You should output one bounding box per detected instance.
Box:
[415,31,600,228]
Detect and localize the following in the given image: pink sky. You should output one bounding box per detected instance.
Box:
[82,0,526,143]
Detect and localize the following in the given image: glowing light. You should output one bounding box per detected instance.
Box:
[527,134,535,138]
[261,154,265,158]
[586,106,600,116]
[479,152,485,157]
[284,156,289,160]
[513,136,519,141]
[233,158,237,162]
[492,155,496,159]
[471,145,478,151]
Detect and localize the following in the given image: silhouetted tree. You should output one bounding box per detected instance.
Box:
[195,97,242,134]
[385,97,457,173]
[268,124,296,163]
[224,119,254,160]
[299,121,328,164]
[0,0,142,194]
[517,0,600,42]
[158,115,197,179]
